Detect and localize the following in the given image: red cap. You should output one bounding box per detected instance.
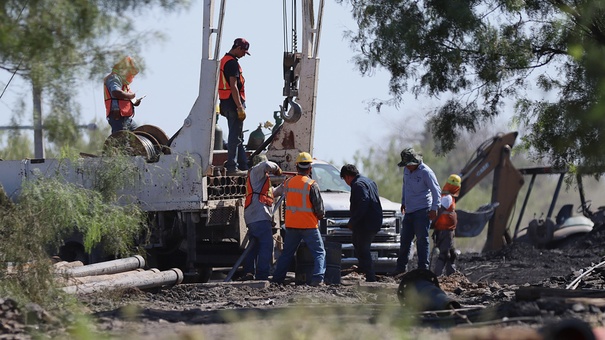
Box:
[233,38,251,55]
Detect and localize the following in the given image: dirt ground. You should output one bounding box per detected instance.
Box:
[5,224,605,339]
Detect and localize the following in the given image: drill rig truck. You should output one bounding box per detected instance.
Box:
[0,0,402,280]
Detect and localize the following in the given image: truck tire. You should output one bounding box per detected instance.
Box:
[527,218,555,247]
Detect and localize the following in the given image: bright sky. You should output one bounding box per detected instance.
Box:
[0,0,432,164]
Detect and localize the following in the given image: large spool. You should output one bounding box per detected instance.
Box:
[103,125,170,162]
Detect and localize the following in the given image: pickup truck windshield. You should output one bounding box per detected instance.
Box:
[312,163,350,193]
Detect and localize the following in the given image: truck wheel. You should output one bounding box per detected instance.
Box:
[528,218,555,247]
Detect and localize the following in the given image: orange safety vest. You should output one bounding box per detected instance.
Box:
[434,195,456,231]
[283,175,318,229]
[245,173,274,208]
[104,77,134,118]
[218,54,246,101]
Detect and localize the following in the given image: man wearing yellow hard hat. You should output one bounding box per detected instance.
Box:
[271,152,327,286]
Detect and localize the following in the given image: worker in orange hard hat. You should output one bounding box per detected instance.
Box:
[432,174,461,276]
[104,56,145,134]
[271,152,327,286]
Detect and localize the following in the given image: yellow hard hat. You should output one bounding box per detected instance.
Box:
[446,174,462,187]
[296,152,313,168]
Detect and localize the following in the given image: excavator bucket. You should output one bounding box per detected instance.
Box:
[455,202,500,238]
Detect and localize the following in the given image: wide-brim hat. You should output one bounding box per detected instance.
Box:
[398,148,423,167]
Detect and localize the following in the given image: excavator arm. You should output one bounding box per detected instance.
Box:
[458,132,525,251]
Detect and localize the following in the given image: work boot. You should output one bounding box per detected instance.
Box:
[309,280,326,287]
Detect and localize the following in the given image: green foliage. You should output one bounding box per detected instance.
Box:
[338,0,605,167]
[17,176,145,255]
[0,153,146,322]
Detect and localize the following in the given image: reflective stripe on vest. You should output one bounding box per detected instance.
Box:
[284,176,318,229]
[245,173,274,208]
[104,78,133,117]
[434,195,456,231]
[218,54,246,101]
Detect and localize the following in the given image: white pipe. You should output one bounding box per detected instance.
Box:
[62,268,183,295]
[57,255,145,278]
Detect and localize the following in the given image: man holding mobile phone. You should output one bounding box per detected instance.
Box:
[104,56,144,134]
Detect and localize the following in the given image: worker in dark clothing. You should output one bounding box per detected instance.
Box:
[218,38,250,176]
[340,164,383,282]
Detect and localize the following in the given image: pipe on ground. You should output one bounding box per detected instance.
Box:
[62,268,147,286]
[57,255,145,278]
[62,268,183,295]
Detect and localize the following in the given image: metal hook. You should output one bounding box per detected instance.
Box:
[281,97,302,123]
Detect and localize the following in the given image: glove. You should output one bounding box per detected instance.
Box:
[237,107,246,121]
[275,167,283,176]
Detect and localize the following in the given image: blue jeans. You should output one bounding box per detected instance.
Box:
[397,208,431,271]
[272,228,326,284]
[107,116,137,134]
[242,220,274,280]
[352,229,377,281]
[224,107,248,172]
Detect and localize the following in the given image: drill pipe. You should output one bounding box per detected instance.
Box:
[57,255,145,278]
[62,268,183,295]
[61,268,147,286]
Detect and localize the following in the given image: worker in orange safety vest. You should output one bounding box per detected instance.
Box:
[241,154,283,281]
[104,56,144,134]
[432,174,461,276]
[271,152,326,286]
[219,38,250,176]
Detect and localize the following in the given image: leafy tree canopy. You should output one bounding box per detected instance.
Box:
[338,0,605,169]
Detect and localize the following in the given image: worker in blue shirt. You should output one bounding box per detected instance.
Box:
[390,148,441,276]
